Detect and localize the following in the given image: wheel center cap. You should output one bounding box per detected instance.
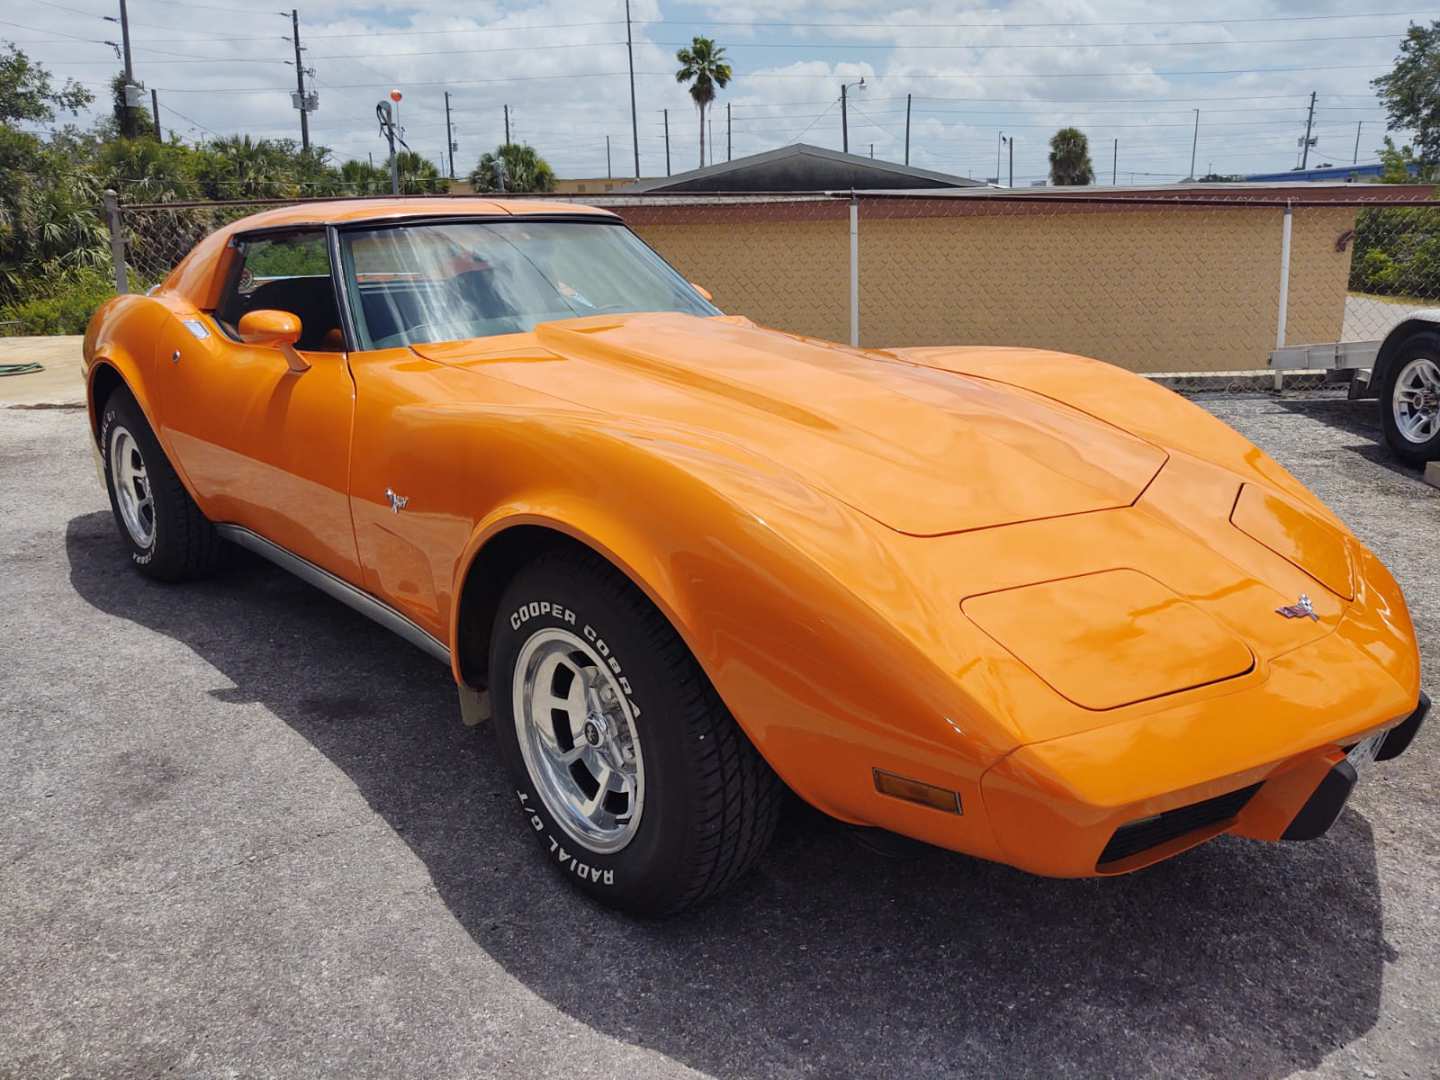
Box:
[583,717,604,746]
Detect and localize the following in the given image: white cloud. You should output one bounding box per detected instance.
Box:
[8,0,1411,183]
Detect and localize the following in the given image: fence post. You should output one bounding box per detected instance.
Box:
[848,194,860,348]
[1274,201,1293,391]
[103,189,129,295]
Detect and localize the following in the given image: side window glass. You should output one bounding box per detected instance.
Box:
[217,231,344,351]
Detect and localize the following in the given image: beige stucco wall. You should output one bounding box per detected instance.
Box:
[632,217,851,343]
[628,203,1357,373]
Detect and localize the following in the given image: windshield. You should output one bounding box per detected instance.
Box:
[338,219,720,349]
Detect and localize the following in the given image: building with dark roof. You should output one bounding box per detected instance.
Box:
[621,143,982,194]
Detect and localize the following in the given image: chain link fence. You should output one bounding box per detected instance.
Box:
[101,186,1440,389]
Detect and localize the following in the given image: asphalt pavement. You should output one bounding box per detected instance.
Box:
[1,391,1437,1080]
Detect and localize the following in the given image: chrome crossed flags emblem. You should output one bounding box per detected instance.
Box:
[1276,594,1318,621]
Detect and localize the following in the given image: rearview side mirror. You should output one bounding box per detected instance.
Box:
[237,309,309,373]
[690,282,714,302]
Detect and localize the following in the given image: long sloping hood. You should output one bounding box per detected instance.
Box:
[415,314,1167,535]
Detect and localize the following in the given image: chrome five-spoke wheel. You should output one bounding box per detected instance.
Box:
[1392,356,1440,446]
[513,627,645,854]
[108,424,155,548]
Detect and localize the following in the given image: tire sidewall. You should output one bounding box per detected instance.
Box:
[100,393,160,569]
[490,564,700,915]
[1381,334,1440,465]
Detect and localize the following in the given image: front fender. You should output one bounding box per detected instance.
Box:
[448,432,1013,859]
[83,293,165,442]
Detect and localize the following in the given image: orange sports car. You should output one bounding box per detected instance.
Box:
[83,198,1428,916]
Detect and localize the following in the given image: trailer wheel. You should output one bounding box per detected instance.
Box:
[1379,330,1440,465]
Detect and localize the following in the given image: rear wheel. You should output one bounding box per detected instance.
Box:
[489,549,782,916]
[1379,332,1440,465]
[100,387,224,581]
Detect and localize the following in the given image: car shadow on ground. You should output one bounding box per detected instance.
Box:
[65,510,1389,1079]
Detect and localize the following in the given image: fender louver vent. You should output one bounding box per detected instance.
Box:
[1098,782,1263,867]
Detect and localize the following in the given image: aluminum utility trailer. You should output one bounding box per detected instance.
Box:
[1270,311,1440,465]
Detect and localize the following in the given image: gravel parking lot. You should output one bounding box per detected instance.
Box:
[1,392,1436,1080]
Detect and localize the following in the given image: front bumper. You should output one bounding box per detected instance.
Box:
[979,661,1428,879]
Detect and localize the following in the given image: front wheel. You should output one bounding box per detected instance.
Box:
[100,386,224,581]
[489,549,782,916]
[1379,332,1440,465]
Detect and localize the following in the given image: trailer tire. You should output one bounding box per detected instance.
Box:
[1378,330,1440,466]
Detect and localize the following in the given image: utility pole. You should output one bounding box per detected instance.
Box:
[1354,120,1364,164]
[106,0,138,137]
[624,0,639,178]
[444,91,454,178]
[1300,90,1317,169]
[117,0,134,85]
[289,9,310,151]
[151,87,162,141]
[1008,135,1013,187]
[1189,108,1199,180]
[996,131,1003,184]
[904,93,911,165]
[870,143,874,159]
[663,108,671,176]
[1112,138,1118,185]
[727,102,731,161]
[606,135,612,179]
[503,104,510,145]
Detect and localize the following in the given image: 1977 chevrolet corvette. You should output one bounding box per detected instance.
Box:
[84,198,1428,915]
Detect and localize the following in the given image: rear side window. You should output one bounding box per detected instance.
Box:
[217,231,343,351]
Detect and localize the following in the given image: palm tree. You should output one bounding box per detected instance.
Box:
[469,143,556,193]
[394,151,442,194]
[675,37,731,169]
[1048,127,1095,186]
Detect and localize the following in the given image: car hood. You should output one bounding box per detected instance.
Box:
[414,313,1167,536]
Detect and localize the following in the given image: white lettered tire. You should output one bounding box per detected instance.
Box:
[490,549,782,916]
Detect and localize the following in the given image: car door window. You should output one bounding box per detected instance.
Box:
[216,230,344,351]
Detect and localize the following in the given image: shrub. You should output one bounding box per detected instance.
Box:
[0,269,114,334]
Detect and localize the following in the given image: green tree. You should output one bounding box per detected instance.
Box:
[1373,21,1440,166]
[108,73,155,140]
[1376,135,1434,182]
[468,143,556,193]
[394,150,442,194]
[675,37,731,169]
[339,158,390,195]
[0,41,90,124]
[1048,127,1095,186]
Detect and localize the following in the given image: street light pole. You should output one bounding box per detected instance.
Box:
[840,78,864,154]
[624,0,639,178]
[1188,108,1199,180]
[904,93,911,165]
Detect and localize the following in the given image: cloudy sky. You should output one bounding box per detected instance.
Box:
[4,0,1425,185]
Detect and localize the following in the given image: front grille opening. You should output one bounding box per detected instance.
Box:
[1098,782,1263,867]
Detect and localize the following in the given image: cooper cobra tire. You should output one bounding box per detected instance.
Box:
[1379,330,1440,465]
[490,549,783,916]
[100,386,224,581]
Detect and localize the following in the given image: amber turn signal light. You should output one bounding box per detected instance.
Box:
[872,769,962,814]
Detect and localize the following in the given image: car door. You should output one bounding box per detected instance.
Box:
[153,227,363,584]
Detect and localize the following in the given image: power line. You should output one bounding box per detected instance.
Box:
[653,32,1410,51]
[640,9,1440,28]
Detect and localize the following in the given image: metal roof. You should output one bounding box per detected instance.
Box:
[621,143,982,194]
